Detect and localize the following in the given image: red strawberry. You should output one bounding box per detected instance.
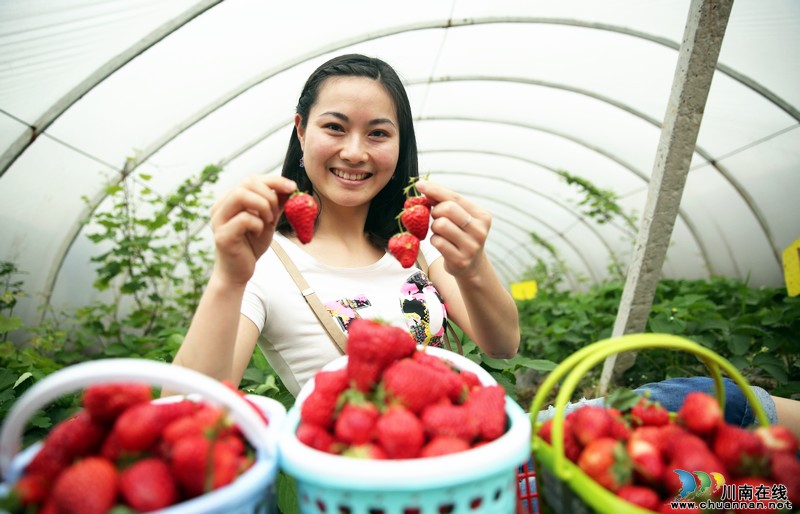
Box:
[120,457,178,512]
[421,400,479,442]
[457,370,483,394]
[284,191,318,244]
[162,404,230,446]
[51,457,118,514]
[577,437,632,492]
[664,449,727,499]
[630,396,670,427]
[464,385,507,442]
[388,232,420,268]
[420,436,470,458]
[382,358,450,413]
[678,392,723,436]
[617,484,662,511]
[400,204,430,240]
[300,367,349,429]
[404,196,430,209]
[26,411,107,481]
[346,318,416,392]
[658,424,699,461]
[10,474,49,507]
[296,422,337,453]
[112,399,199,452]
[100,429,124,463]
[537,417,581,461]
[537,419,553,444]
[754,425,799,454]
[631,425,668,451]
[609,413,632,441]
[551,416,583,463]
[769,452,800,504]
[375,405,425,459]
[82,382,153,423]
[626,429,666,485]
[412,350,466,403]
[713,423,769,477]
[38,499,58,514]
[570,405,614,446]
[170,435,242,497]
[334,399,380,445]
[342,443,389,459]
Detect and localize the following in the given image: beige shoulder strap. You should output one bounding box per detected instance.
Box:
[270,240,347,355]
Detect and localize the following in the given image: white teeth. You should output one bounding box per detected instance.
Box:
[332,169,370,181]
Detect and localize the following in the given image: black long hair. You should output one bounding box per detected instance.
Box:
[276,54,419,249]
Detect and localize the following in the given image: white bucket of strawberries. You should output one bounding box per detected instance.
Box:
[278,318,531,514]
[0,359,285,514]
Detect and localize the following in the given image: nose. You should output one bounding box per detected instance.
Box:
[339,134,367,164]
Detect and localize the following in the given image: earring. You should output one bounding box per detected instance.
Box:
[299,157,304,168]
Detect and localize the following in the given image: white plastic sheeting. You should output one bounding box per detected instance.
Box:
[1,0,798,326]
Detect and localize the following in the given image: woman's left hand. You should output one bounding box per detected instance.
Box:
[414,179,490,278]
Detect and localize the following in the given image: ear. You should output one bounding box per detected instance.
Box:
[294,114,305,150]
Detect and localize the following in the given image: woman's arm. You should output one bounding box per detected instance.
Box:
[172,279,260,385]
[170,175,296,387]
[415,180,520,358]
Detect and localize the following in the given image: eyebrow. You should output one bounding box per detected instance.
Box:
[320,111,397,128]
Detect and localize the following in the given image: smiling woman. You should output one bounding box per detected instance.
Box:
[171,54,521,396]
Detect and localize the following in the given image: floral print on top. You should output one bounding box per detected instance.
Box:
[400,271,446,347]
[322,271,447,347]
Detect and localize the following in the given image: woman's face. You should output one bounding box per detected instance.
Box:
[296,76,400,210]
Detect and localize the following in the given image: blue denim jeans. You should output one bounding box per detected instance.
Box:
[534,376,777,426]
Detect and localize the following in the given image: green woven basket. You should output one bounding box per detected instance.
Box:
[528,333,770,514]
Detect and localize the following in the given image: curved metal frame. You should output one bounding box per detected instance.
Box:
[9,13,794,314]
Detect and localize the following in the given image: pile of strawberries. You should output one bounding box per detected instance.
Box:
[388,182,430,268]
[4,382,269,514]
[537,391,800,513]
[296,318,508,459]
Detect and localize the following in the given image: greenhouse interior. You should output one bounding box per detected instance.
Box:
[1,1,799,513]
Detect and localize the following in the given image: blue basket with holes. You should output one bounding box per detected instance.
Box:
[278,346,531,514]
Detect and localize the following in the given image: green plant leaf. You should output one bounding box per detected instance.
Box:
[0,314,22,333]
[727,334,752,356]
[514,357,558,371]
[752,353,789,383]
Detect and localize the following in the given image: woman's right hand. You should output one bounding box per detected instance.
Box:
[210,175,297,285]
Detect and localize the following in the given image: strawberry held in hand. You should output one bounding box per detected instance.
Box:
[285,191,318,244]
[400,204,430,240]
[388,232,420,268]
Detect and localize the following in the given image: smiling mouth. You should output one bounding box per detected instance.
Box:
[331,168,372,181]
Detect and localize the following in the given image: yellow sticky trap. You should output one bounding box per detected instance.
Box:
[511,280,538,300]
[783,237,800,297]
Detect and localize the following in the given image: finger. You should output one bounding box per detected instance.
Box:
[214,176,294,228]
[214,210,265,247]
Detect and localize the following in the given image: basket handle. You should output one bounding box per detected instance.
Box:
[0,359,272,477]
[530,333,770,479]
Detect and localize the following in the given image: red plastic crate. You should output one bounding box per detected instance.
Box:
[517,457,539,514]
